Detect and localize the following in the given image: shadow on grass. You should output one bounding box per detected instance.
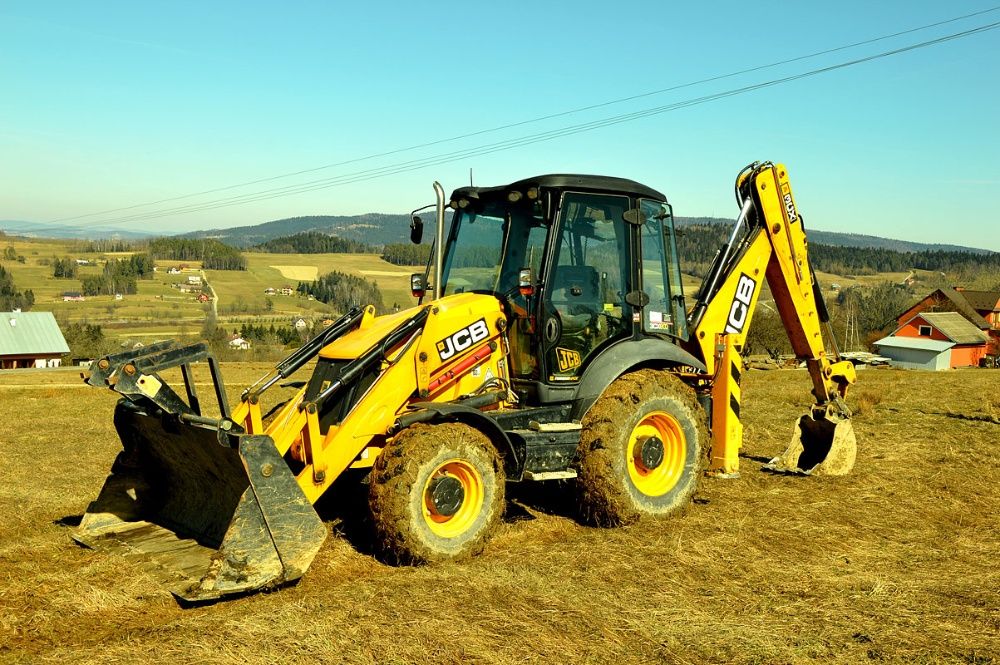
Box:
[53,514,83,527]
[739,453,773,464]
[506,480,578,522]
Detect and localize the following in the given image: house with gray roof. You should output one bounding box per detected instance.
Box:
[896,287,1000,357]
[875,310,989,370]
[0,311,70,369]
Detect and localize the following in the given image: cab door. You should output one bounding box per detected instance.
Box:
[542,192,634,381]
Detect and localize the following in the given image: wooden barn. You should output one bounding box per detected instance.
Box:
[0,311,70,369]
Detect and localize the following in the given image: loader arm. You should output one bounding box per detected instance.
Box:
[686,162,857,476]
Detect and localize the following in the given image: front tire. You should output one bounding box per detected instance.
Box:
[576,369,707,526]
[369,422,505,563]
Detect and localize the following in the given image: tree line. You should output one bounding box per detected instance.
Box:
[675,224,1000,278]
[381,243,432,266]
[76,239,133,253]
[253,232,373,254]
[52,257,79,279]
[148,237,247,270]
[81,254,155,296]
[297,271,385,314]
[236,322,301,346]
[0,264,34,310]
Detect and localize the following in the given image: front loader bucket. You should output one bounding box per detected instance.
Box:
[74,400,326,603]
[764,410,857,476]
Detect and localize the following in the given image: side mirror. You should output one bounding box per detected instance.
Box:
[410,216,424,244]
[622,209,647,225]
[518,267,536,297]
[410,273,426,299]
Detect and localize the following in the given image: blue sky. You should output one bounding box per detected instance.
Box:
[2,1,998,249]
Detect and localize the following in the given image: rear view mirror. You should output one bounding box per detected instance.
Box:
[410,216,424,244]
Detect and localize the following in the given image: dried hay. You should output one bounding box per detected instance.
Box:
[270,265,319,281]
[0,366,997,663]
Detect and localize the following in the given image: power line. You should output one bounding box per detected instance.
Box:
[79,20,1000,228]
[48,6,1000,226]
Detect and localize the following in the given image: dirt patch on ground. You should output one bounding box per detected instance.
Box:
[0,366,997,663]
[270,265,318,281]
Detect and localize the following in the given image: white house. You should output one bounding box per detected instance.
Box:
[229,336,251,351]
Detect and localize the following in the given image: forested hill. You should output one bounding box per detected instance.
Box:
[183,214,412,248]
[185,212,995,256]
[673,217,993,254]
[675,223,1000,280]
[252,231,372,254]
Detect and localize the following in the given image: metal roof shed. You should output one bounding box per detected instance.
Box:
[872,335,953,371]
[0,311,71,369]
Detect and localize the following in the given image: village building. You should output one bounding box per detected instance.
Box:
[874,311,989,370]
[896,287,1000,357]
[187,275,202,285]
[167,267,182,275]
[292,317,309,331]
[279,285,294,296]
[263,287,277,296]
[197,293,210,303]
[229,335,251,351]
[62,291,85,302]
[0,311,70,369]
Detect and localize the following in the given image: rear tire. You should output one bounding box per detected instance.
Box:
[576,369,707,526]
[369,422,505,564]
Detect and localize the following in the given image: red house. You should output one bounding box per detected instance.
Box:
[896,287,1000,358]
[894,311,988,368]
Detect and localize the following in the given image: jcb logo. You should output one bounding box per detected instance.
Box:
[724,274,756,335]
[555,347,582,372]
[436,318,490,361]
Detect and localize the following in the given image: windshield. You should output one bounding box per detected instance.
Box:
[439,198,548,297]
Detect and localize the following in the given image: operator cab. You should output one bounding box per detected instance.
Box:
[415,174,688,402]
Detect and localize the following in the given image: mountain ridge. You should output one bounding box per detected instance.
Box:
[4,214,995,255]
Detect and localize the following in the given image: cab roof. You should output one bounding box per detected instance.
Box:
[450,174,666,202]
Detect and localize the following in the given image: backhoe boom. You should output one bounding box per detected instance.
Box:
[687,162,857,476]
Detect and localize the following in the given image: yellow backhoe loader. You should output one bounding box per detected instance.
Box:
[75,162,857,602]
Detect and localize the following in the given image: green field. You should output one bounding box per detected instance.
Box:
[1,237,422,344]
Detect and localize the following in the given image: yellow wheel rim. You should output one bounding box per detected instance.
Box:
[626,411,686,497]
[422,459,485,538]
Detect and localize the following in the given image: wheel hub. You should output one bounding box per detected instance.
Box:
[428,475,465,517]
[637,435,664,470]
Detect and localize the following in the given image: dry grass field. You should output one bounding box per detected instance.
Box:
[0,365,997,664]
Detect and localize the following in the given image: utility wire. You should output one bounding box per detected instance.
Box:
[80,20,1000,227]
[48,6,1000,226]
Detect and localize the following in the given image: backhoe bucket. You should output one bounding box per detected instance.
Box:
[764,410,857,475]
[73,401,326,603]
